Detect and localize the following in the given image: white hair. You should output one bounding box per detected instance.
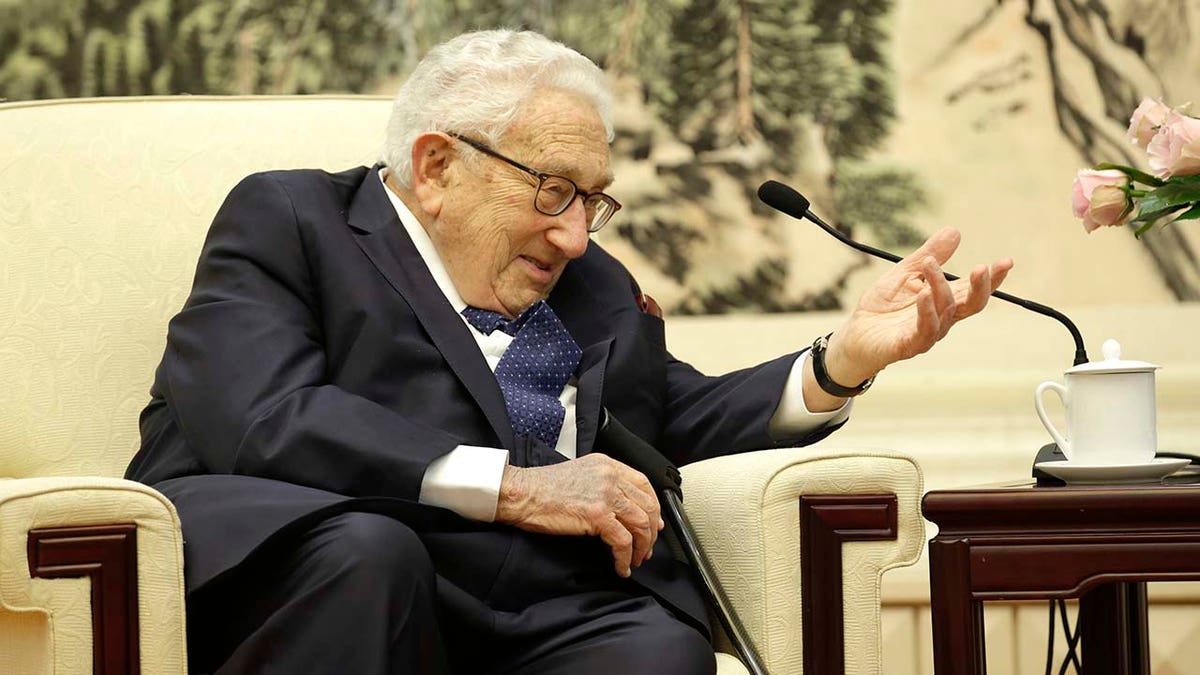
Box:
[381,30,614,187]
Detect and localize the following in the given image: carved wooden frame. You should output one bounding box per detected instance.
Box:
[27,523,140,675]
[800,494,898,675]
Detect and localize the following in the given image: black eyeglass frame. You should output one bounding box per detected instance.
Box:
[447,132,621,233]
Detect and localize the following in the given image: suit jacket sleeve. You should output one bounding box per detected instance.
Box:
[657,350,846,466]
[155,173,461,500]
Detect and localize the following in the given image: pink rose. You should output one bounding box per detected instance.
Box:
[1127,98,1172,149]
[1072,169,1131,232]
[1147,110,1200,178]
[1083,185,1133,232]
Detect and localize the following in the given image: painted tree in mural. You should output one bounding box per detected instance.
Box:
[630,0,924,312]
[0,0,408,99]
[0,0,921,313]
[651,0,851,164]
[805,0,926,249]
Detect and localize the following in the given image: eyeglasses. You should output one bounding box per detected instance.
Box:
[448,133,621,233]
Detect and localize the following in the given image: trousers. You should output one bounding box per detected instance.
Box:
[185,512,716,675]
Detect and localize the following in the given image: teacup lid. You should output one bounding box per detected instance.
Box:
[1066,339,1160,375]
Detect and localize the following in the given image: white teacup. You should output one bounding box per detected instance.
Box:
[1034,339,1160,466]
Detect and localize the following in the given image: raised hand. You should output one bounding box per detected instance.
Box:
[495,454,664,578]
[821,227,1014,389]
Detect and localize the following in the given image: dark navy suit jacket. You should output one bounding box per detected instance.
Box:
[127,166,842,633]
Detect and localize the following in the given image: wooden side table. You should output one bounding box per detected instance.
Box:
[923,480,1200,674]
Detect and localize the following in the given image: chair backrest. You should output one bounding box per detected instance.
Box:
[0,95,393,478]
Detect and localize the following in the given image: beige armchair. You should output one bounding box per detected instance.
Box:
[0,96,924,675]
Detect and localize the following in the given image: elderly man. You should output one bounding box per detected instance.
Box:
[127,29,1011,675]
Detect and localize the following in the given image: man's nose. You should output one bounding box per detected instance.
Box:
[547,196,590,259]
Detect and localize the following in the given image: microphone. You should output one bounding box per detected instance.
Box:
[756,180,1089,366]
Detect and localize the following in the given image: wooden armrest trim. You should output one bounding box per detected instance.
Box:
[27,524,140,675]
[800,494,898,675]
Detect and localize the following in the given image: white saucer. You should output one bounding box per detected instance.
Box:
[1035,457,1190,485]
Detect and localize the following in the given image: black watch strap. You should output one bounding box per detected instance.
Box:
[811,333,874,398]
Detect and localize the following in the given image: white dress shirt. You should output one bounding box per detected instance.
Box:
[378,171,851,522]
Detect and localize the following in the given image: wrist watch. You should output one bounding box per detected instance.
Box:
[811,333,874,398]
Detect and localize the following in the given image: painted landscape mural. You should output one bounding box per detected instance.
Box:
[3,0,1197,313]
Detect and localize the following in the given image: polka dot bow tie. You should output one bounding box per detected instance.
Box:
[462,301,582,448]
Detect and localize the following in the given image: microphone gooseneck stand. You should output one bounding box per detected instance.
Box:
[595,409,770,675]
[756,179,1103,484]
[756,180,1090,366]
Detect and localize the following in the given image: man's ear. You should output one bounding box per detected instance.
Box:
[410,132,456,217]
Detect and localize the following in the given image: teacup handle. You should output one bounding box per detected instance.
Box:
[1035,381,1072,461]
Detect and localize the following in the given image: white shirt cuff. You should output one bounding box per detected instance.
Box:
[768,349,853,440]
[418,445,509,522]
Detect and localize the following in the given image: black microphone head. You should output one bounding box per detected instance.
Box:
[757,180,811,219]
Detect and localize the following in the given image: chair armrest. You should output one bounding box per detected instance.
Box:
[0,476,187,675]
[681,447,924,675]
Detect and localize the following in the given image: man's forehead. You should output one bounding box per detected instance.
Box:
[503,92,613,188]
[531,149,614,189]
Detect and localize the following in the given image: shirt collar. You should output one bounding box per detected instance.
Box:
[377,168,467,313]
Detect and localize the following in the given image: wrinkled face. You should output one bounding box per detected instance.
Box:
[428,90,612,317]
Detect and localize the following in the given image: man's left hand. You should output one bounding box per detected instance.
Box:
[814,227,1014,404]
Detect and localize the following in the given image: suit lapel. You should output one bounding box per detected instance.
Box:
[573,339,612,456]
[549,259,613,456]
[345,168,515,450]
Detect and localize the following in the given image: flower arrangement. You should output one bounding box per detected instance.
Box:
[1072,98,1200,236]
